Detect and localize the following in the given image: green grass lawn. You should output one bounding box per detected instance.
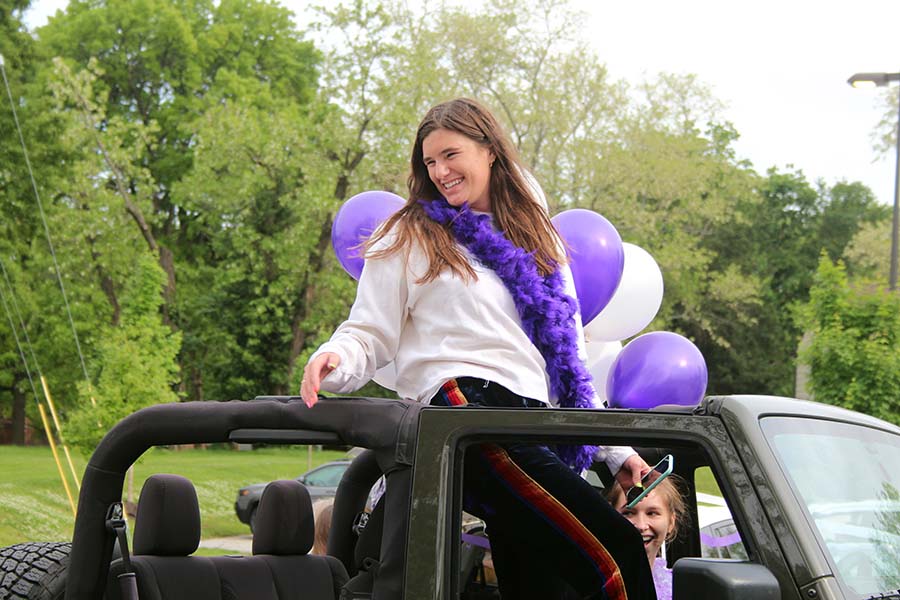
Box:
[0,445,346,548]
[694,466,721,499]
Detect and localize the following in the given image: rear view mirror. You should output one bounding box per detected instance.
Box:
[673,558,780,599]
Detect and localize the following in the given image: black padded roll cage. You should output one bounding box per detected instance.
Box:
[64,396,424,600]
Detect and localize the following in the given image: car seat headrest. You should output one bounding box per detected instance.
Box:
[133,474,201,556]
[252,479,315,555]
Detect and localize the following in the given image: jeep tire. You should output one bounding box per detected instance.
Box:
[0,542,70,600]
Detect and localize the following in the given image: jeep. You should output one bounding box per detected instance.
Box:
[1,393,898,599]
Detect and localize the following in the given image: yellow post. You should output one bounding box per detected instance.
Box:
[38,403,76,517]
[86,382,97,408]
[40,376,81,490]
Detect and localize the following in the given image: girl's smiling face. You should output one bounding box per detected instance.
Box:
[422,128,495,212]
[615,489,676,564]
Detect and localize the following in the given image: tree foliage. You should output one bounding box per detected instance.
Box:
[0,0,895,446]
[798,256,900,426]
[66,254,181,452]
[843,218,892,283]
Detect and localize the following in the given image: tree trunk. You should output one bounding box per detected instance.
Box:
[88,236,121,326]
[157,246,177,326]
[12,383,26,446]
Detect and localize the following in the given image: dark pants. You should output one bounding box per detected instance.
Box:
[431,378,656,600]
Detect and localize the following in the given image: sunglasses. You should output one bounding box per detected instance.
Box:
[626,484,647,505]
[624,454,674,510]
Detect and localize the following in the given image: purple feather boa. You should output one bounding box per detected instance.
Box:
[423,198,598,472]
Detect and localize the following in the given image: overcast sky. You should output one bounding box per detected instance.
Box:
[578,0,900,208]
[23,0,900,207]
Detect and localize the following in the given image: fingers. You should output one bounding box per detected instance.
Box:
[300,353,340,408]
[617,454,648,488]
[300,373,318,408]
[629,466,644,488]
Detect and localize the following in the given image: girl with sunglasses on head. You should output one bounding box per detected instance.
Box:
[607,475,690,600]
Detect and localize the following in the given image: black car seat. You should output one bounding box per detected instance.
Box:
[238,479,349,600]
[106,473,222,600]
[108,474,348,600]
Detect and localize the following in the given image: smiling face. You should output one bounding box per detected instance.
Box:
[614,488,676,565]
[421,128,495,212]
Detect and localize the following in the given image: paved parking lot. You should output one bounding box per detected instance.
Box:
[199,535,252,555]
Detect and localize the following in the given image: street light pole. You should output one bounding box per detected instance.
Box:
[848,71,900,291]
[892,87,900,290]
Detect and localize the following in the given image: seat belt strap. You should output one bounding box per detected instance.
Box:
[106,502,140,600]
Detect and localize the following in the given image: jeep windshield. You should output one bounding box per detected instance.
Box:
[762,416,900,597]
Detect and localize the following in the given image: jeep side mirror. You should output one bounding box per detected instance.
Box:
[673,558,780,599]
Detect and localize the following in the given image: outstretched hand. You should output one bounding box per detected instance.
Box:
[615,453,650,489]
[300,352,340,408]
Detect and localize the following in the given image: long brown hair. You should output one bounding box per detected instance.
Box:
[367,97,564,283]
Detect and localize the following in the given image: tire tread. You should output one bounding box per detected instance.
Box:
[0,542,71,600]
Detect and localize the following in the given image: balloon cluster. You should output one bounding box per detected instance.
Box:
[331,192,708,409]
[552,209,707,409]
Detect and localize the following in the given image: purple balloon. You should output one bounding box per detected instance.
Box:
[551,209,624,324]
[606,331,708,409]
[332,191,405,279]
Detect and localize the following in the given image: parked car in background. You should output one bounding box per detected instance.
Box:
[234,458,351,532]
[696,493,747,560]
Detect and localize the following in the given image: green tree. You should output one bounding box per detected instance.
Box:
[174,100,345,399]
[817,181,888,263]
[66,253,181,452]
[798,256,900,426]
[844,218,892,283]
[12,0,885,416]
[1,0,83,443]
[0,0,37,443]
[37,0,320,323]
[698,168,887,396]
[309,0,778,398]
[30,0,324,403]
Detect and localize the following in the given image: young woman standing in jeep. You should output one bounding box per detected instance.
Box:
[301,97,656,600]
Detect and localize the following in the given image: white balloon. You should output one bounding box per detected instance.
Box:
[585,340,623,403]
[584,243,663,342]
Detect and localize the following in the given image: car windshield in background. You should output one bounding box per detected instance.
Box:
[302,462,348,487]
[762,416,900,597]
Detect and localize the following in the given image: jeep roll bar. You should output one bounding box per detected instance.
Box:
[65,396,423,600]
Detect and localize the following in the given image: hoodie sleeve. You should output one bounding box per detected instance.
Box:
[311,235,409,393]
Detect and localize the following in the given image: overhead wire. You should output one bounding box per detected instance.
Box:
[0,53,94,405]
[0,258,44,381]
[0,271,39,402]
